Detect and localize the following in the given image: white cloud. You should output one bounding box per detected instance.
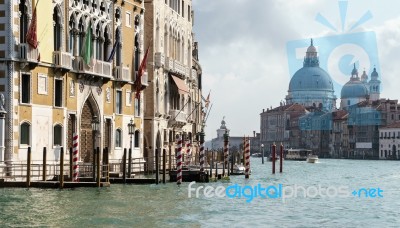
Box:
[193,0,400,140]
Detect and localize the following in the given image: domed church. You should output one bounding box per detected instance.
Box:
[286,39,336,111]
[340,64,381,109]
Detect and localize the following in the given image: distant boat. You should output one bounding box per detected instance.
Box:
[307,154,319,163]
[231,164,246,175]
[267,154,280,162]
[285,149,310,161]
[252,153,262,157]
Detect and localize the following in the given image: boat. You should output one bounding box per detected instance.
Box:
[284,149,311,161]
[267,154,280,162]
[231,164,246,175]
[307,154,319,163]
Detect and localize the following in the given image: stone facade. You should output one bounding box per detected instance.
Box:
[0,0,148,166]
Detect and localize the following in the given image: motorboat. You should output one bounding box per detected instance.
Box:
[267,154,280,162]
[285,149,310,161]
[231,164,246,175]
[307,154,319,163]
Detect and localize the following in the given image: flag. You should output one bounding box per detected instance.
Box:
[134,45,150,99]
[107,31,120,62]
[81,26,93,67]
[26,2,38,49]
[204,92,210,108]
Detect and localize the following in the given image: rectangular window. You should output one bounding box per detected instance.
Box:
[54,125,62,146]
[182,1,184,17]
[135,97,140,116]
[125,11,131,27]
[55,79,63,107]
[21,74,30,103]
[115,129,122,148]
[188,5,191,22]
[116,90,122,114]
[20,123,30,145]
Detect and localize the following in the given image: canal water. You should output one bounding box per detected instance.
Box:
[1,159,399,227]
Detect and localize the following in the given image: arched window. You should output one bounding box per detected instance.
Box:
[134,130,140,147]
[156,79,160,113]
[96,23,101,60]
[19,0,29,43]
[69,16,75,55]
[115,28,121,66]
[78,18,85,55]
[53,7,62,51]
[20,122,30,145]
[115,129,122,147]
[164,82,168,114]
[103,28,110,61]
[54,124,63,146]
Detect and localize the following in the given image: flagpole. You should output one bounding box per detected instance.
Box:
[204,103,213,125]
[186,101,201,121]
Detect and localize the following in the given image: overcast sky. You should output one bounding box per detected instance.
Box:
[192,0,400,140]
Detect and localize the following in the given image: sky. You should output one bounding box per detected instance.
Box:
[192,0,400,141]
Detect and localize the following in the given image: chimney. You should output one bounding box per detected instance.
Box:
[253,131,256,137]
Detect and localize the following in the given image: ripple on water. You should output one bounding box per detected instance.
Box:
[1,159,399,227]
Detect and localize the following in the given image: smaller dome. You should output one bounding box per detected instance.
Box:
[361,70,368,82]
[341,80,369,99]
[371,67,379,78]
[306,38,317,53]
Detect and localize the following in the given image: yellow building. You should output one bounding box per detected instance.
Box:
[0,0,148,165]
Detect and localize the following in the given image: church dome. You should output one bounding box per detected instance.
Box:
[341,64,369,99]
[289,66,334,92]
[341,80,369,98]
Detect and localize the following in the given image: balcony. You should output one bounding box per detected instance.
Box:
[154,52,165,68]
[168,109,187,127]
[114,66,131,82]
[173,60,186,76]
[141,71,149,87]
[191,69,197,81]
[165,57,174,71]
[73,57,112,79]
[18,43,39,66]
[53,51,73,71]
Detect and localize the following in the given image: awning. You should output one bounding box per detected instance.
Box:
[171,75,189,94]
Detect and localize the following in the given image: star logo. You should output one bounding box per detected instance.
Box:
[352,190,358,196]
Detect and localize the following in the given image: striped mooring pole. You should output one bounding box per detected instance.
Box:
[199,131,205,173]
[176,134,183,185]
[73,133,79,182]
[245,136,250,178]
[186,139,192,166]
[223,130,229,176]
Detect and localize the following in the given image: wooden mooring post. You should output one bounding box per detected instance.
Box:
[155,148,159,184]
[280,143,283,173]
[105,147,109,183]
[42,147,47,181]
[60,147,64,189]
[272,143,276,174]
[122,148,127,183]
[92,149,96,181]
[96,147,100,187]
[69,148,73,180]
[128,148,132,178]
[26,147,31,188]
[162,149,166,184]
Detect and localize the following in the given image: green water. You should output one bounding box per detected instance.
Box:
[1,159,399,227]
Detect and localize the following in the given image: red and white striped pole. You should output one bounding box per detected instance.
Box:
[186,140,192,166]
[245,136,250,178]
[176,134,183,185]
[72,133,79,182]
[223,130,229,176]
[199,134,205,173]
